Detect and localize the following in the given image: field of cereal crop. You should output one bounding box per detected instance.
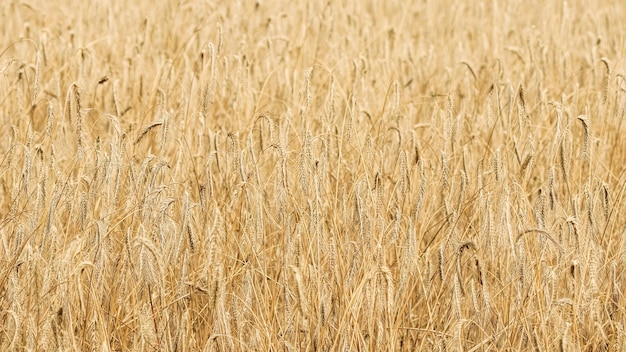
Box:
[2,1,626,350]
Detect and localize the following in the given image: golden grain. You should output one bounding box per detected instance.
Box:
[1,1,625,350]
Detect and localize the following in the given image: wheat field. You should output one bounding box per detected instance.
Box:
[1,0,626,351]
